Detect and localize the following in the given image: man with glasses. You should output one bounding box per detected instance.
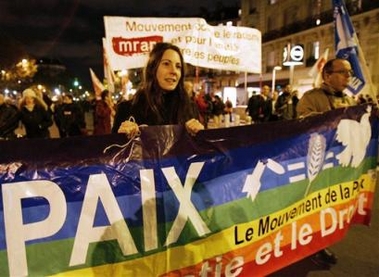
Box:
[296,58,357,267]
[297,58,356,117]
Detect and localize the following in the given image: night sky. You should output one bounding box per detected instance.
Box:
[0,0,238,88]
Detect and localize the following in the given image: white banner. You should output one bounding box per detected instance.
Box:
[104,17,261,73]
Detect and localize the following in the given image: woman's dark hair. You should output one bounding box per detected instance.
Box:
[134,42,194,124]
[101,90,109,101]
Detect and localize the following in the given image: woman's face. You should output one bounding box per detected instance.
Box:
[156,49,182,91]
[25,96,35,106]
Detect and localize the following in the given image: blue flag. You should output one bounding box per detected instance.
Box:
[333,0,375,99]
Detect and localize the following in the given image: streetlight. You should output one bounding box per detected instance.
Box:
[272,66,282,94]
[283,44,304,86]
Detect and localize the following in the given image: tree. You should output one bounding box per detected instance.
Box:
[0,58,37,91]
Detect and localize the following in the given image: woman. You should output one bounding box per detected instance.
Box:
[19,88,53,139]
[94,90,114,135]
[112,42,203,137]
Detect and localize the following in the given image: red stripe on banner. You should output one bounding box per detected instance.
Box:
[163,191,374,277]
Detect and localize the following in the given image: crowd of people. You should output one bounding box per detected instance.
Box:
[245,83,302,123]
[0,87,53,140]
[0,43,377,270]
[0,86,117,140]
[0,43,376,144]
[245,64,376,124]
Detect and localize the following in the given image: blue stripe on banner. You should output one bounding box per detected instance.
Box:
[0,141,376,249]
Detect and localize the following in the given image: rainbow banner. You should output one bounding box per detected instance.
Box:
[0,105,377,276]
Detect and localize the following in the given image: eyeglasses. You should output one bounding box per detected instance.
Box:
[328,70,354,76]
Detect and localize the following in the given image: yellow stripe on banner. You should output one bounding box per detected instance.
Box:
[231,172,376,244]
[50,173,376,276]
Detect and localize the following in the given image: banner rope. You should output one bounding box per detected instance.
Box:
[103,117,147,163]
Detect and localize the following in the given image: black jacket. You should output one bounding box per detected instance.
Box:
[0,103,19,139]
[112,91,199,133]
[20,105,53,138]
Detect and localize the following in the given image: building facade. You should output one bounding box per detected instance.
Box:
[239,0,379,99]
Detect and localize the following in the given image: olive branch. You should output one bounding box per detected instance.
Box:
[305,133,326,196]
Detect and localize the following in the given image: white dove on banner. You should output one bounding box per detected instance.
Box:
[243,159,285,202]
[336,105,372,167]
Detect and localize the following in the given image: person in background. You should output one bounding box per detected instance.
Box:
[194,87,212,128]
[34,87,53,115]
[224,97,233,122]
[356,94,367,105]
[248,85,272,123]
[275,84,299,120]
[52,95,64,137]
[259,85,273,122]
[297,58,356,118]
[93,89,114,135]
[19,88,53,139]
[55,94,86,137]
[246,90,260,122]
[113,42,203,137]
[296,58,356,266]
[269,90,279,121]
[212,95,225,116]
[246,86,272,123]
[0,93,19,139]
[184,80,200,119]
[184,80,195,100]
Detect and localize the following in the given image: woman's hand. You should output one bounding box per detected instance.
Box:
[185,118,204,136]
[118,120,140,138]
